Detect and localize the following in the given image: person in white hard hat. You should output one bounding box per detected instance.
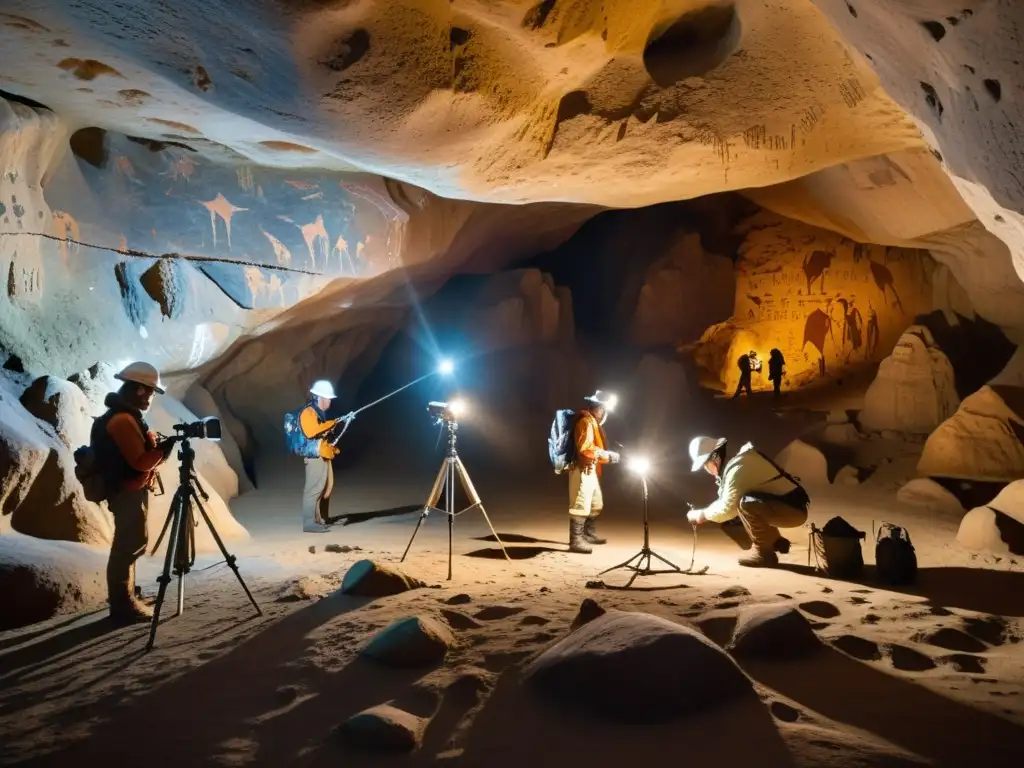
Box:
[297,380,353,533]
[685,435,809,567]
[94,361,176,623]
[567,391,621,554]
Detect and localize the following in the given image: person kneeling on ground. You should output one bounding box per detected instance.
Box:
[685,436,809,568]
[95,362,176,623]
[568,391,620,554]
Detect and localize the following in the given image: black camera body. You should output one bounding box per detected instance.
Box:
[427,401,458,424]
[173,416,222,441]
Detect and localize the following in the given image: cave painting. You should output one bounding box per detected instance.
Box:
[65,132,399,278]
[695,214,934,393]
[200,193,248,249]
[50,209,81,263]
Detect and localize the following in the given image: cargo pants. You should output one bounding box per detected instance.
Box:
[302,457,334,528]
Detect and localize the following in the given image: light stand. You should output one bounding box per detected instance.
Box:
[146,436,262,651]
[400,416,510,579]
[598,458,704,588]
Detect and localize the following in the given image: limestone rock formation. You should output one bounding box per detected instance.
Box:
[19,375,93,449]
[340,704,426,752]
[917,386,1024,481]
[0,533,108,630]
[692,213,935,392]
[728,604,822,660]
[361,615,455,667]
[775,440,829,486]
[341,559,425,598]
[465,269,570,353]
[860,325,959,435]
[181,383,254,494]
[896,478,965,515]
[956,480,1024,557]
[524,610,753,723]
[834,465,860,486]
[630,232,734,347]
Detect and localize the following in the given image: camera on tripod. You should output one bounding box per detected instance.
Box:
[171,416,222,441]
[426,399,467,425]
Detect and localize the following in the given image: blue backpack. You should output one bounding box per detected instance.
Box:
[548,409,580,474]
[284,404,324,458]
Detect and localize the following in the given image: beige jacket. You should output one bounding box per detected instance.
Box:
[697,443,799,524]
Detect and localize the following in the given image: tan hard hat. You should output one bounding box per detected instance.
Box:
[114,361,165,394]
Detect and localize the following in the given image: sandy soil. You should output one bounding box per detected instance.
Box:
[2,392,1023,767]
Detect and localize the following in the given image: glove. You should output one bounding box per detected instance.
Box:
[686,508,705,525]
[343,412,356,423]
[606,450,621,464]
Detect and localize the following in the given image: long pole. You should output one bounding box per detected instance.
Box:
[351,371,437,417]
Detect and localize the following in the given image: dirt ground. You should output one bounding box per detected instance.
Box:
[2,389,1023,767]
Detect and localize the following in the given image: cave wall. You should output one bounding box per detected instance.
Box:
[693,212,935,392]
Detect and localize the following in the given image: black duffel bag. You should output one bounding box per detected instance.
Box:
[875,522,917,585]
[810,516,865,579]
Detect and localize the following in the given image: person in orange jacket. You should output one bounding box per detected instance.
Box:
[92,361,176,623]
[299,380,354,532]
[568,391,620,553]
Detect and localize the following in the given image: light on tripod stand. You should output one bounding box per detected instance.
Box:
[627,456,650,477]
[449,398,467,417]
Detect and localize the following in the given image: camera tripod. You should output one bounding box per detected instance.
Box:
[400,418,510,580]
[146,436,262,651]
[598,473,708,588]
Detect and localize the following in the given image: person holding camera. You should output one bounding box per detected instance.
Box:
[568,391,620,554]
[685,436,809,568]
[93,361,176,623]
[297,380,353,533]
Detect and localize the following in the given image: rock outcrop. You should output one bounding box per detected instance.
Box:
[917,386,1024,481]
[340,560,425,598]
[956,480,1024,556]
[728,604,822,660]
[860,325,959,435]
[361,615,455,667]
[775,440,829,486]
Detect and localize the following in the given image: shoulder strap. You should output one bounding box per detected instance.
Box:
[752,450,802,486]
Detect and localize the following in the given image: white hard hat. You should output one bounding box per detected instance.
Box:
[309,380,337,400]
[689,435,727,472]
[584,390,618,412]
[114,361,165,394]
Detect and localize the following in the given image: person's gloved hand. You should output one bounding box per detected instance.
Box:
[606,450,621,464]
[342,412,356,423]
[686,508,705,525]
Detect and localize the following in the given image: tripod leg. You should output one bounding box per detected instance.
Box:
[176,502,194,616]
[648,549,684,572]
[447,458,454,581]
[598,550,644,576]
[191,491,262,616]
[401,459,450,564]
[147,490,184,652]
[455,458,510,562]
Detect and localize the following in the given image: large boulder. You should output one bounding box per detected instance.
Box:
[859,326,959,435]
[630,233,734,348]
[339,704,426,752]
[361,615,455,667]
[775,440,829,486]
[19,375,94,450]
[340,560,425,597]
[897,478,965,515]
[917,386,1024,481]
[956,480,1024,556]
[0,533,108,630]
[1,378,112,545]
[728,604,822,660]
[523,610,753,723]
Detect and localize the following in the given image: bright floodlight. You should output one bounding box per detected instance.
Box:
[605,393,619,412]
[438,358,455,375]
[449,398,467,416]
[628,456,650,476]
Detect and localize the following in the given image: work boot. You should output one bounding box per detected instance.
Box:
[303,523,330,533]
[108,576,152,624]
[583,518,607,545]
[773,536,791,555]
[738,548,779,568]
[127,564,153,619]
[568,518,592,554]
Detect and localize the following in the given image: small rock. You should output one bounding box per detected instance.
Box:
[826,409,849,424]
[340,559,425,597]
[445,593,472,605]
[718,586,751,599]
[823,423,861,446]
[728,604,821,660]
[571,598,607,631]
[308,546,316,554]
[524,610,752,722]
[339,704,425,752]
[327,543,360,554]
[440,608,483,630]
[473,605,525,621]
[539,586,550,593]
[834,465,860,486]
[361,615,455,667]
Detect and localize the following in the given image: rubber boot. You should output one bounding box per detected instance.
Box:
[583,518,607,545]
[568,517,592,554]
[738,547,779,568]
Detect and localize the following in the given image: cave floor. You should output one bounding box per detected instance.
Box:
[2,464,1023,766]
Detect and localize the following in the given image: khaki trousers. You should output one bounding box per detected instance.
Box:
[106,487,150,608]
[737,496,807,550]
[568,467,603,518]
[302,457,334,527]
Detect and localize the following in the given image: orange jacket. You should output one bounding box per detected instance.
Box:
[300,405,339,460]
[106,414,165,491]
[574,410,609,476]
